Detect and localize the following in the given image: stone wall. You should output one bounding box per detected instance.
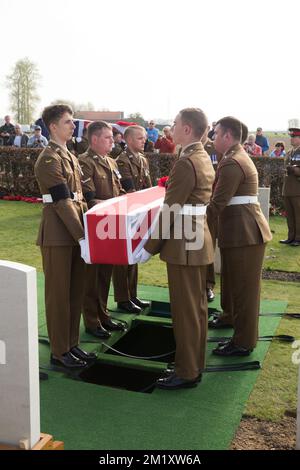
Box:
[0,147,286,207]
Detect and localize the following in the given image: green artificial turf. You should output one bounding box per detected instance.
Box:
[1,202,298,446]
[37,275,287,450]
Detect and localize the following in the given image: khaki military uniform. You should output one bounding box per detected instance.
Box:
[145,142,215,380]
[207,144,272,349]
[116,149,152,190]
[204,138,220,290]
[282,145,300,241]
[34,141,86,357]
[113,149,152,303]
[76,137,89,157]
[109,143,123,159]
[78,148,124,330]
[66,138,77,155]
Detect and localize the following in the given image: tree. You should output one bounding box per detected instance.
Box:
[6,58,40,124]
[51,99,95,115]
[127,112,146,127]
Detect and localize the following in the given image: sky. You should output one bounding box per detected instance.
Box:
[1,0,299,130]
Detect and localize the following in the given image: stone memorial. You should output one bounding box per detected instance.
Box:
[0,260,40,449]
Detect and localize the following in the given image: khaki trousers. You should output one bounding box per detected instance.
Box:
[167,263,207,380]
[220,244,266,349]
[41,246,85,357]
[113,264,138,302]
[206,263,215,289]
[206,214,217,289]
[82,264,112,329]
[284,196,300,241]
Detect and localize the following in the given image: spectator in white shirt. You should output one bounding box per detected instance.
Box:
[7,124,28,147]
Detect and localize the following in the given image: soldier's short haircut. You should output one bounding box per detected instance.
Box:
[217,116,248,144]
[87,121,112,143]
[124,125,146,141]
[179,108,208,139]
[42,104,73,131]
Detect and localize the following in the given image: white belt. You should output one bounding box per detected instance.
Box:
[42,192,79,203]
[179,204,207,216]
[227,195,258,206]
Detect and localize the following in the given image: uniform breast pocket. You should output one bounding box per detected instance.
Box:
[62,161,74,180]
[95,174,108,193]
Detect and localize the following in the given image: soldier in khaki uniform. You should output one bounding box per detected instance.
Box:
[76,128,89,156]
[113,126,152,313]
[79,121,126,338]
[201,128,222,303]
[280,119,300,247]
[207,117,272,356]
[137,108,215,390]
[109,130,124,159]
[34,104,96,369]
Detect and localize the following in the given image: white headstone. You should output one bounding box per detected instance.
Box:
[0,260,40,448]
[258,187,270,224]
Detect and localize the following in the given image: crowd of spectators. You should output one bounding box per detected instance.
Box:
[0,114,289,160]
[0,115,48,148]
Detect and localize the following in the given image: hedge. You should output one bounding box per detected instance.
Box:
[146,153,285,209]
[0,147,285,208]
[0,147,40,197]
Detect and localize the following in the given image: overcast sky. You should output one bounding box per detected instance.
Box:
[1,0,299,130]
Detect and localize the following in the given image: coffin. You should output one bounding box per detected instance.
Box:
[83,186,165,264]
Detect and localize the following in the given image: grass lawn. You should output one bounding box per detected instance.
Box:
[264,216,300,273]
[0,200,42,271]
[0,201,299,423]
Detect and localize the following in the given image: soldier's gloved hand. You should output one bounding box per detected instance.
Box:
[79,238,90,264]
[136,248,152,264]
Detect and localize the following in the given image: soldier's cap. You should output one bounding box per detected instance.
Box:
[35,125,42,130]
[288,118,300,136]
[256,127,262,131]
